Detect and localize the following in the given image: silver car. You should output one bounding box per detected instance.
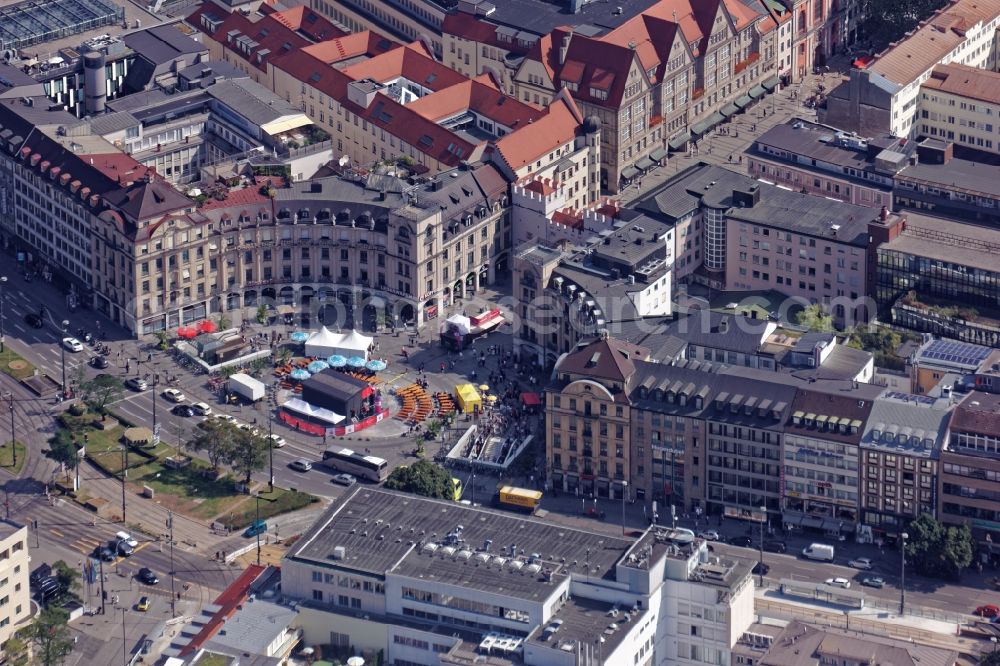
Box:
[289,459,312,472]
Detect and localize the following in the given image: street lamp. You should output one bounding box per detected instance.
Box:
[267,386,274,492]
[900,531,908,616]
[621,480,628,537]
[255,493,262,566]
[758,505,767,585]
[0,275,7,352]
[60,319,69,400]
[6,393,13,469]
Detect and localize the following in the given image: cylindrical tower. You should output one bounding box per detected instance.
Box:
[83,51,107,115]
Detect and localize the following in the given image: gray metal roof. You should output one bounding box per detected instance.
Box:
[88,111,139,136]
[202,600,297,656]
[205,79,303,127]
[860,391,951,456]
[123,23,205,66]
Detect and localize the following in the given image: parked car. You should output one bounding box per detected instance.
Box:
[136,596,150,612]
[171,404,195,417]
[190,402,212,416]
[61,337,83,352]
[289,459,312,472]
[24,313,43,328]
[727,535,753,548]
[161,388,185,403]
[763,540,787,553]
[267,434,287,448]
[752,562,771,576]
[849,557,873,570]
[137,568,159,585]
[36,577,62,601]
[697,530,720,541]
[825,577,851,589]
[332,473,357,487]
[243,520,267,538]
[93,546,115,562]
[976,604,1000,619]
[90,356,109,369]
[116,531,138,548]
[114,539,134,557]
[30,563,52,587]
[861,576,885,589]
[124,377,147,392]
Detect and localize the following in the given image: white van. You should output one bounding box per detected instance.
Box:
[801,543,835,562]
[116,531,138,548]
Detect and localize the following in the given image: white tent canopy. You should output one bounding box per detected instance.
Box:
[282,397,345,425]
[336,329,372,357]
[444,314,471,335]
[305,326,342,357]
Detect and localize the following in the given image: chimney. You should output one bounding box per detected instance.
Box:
[879,205,889,221]
[559,31,572,65]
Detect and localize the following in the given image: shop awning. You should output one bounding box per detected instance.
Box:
[690,120,710,136]
[720,103,739,118]
[650,146,668,162]
[749,84,766,99]
[705,112,725,128]
[620,166,640,180]
[763,75,780,91]
[668,131,691,150]
[735,94,753,108]
[521,392,541,407]
[635,156,655,171]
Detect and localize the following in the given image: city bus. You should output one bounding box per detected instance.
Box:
[321,447,390,482]
[496,486,543,513]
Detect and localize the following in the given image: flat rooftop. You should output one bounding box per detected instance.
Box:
[748,118,900,188]
[896,153,1000,198]
[288,487,634,597]
[526,596,640,657]
[881,212,1000,273]
[639,163,874,246]
[480,0,662,37]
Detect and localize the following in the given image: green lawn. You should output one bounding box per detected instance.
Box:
[0,348,35,380]
[0,441,25,475]
[61,409,317,524]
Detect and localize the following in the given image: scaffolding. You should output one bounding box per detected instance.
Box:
[0,0,124,54]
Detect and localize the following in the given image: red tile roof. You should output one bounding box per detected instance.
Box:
[300,31,398,66]
[406,74,542,128]
[186,5,343,73]
[552,209,584,228]
[340,42,466,91]
[492,89,583,172]
[178,565,268,657]
[267,6,343,42]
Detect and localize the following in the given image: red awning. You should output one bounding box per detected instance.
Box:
[198,320,218,333]
[521,392,541,407]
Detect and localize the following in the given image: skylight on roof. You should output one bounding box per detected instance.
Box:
[259,28,269,37]
[309,72,322,82]
[426,73,437,84]
[306,12,318,23]
[419,135,434,147]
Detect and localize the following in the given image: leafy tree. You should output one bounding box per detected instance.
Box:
[861,0,949,46]
[274,347,293,366]
[51,560,81,596]
[78,374,124,413]
[795,304,834,332]
[3,630,30,666]
[153,329,170,350]
[44,430,79,471]
[256,304,268,325]
[225,429,270,484]
[385,460,454,500]
[217,315,231,330]
[904,513,974,579]
[189,420,237,472]
[19,607,74,666]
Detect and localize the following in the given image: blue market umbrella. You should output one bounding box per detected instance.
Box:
[366,359,387,372]
[290,368,311,381]
[328,355,347,368]
[347,356,366,368]
[308,360,330,373]
[290,331,309,343]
